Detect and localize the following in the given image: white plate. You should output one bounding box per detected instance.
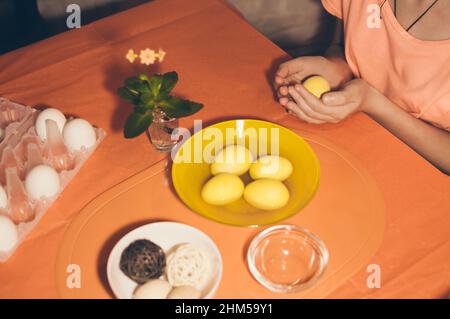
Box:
[107,222,222,299]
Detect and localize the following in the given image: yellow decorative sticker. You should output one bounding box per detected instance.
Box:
[139,48,156,66]
[126,48,166,65]
[125,49,138,63]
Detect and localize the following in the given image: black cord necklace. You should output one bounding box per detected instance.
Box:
[381,0,440,31]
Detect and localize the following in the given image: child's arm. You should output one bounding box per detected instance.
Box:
[286,79,450,175]
[363,85,450,175]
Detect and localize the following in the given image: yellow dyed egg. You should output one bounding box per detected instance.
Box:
[303,75,331,98]
[201,174,244,205]
[244,179,290,210]
[211,145,254,176]
[249,155,293,181]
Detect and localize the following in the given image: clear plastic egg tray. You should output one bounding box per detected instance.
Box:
[0,98,106,262]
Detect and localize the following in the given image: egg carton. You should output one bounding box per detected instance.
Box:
[0,98,106,262]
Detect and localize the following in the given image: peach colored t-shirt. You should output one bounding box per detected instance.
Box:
[321,0,450,131]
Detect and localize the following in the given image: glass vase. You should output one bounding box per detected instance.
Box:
[147,109,179,152]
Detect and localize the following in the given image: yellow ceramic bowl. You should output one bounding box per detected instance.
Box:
[172,119,320,227]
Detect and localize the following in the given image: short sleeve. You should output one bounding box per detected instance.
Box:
[321,0,343,19]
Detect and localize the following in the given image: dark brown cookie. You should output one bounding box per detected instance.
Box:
[119,239,166,284]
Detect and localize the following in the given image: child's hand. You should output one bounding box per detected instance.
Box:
[274,56,352,96]
[283,79,375,124]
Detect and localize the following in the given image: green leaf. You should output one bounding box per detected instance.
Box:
[124,111,153,138]
[138,74,149,81]
[117,87,139,104]
[136,98,156,112]
[140,92,154,104]
[149,74,163,97]
[160,71,178,96]
[125,76,149,93]
[160,96,203,119]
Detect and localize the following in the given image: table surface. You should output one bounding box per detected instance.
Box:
[0,0,449,299]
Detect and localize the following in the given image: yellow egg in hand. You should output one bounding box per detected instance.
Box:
[250,155,293,181]
[201,173,244,205]
[244,179,290,210]
[303,75,331,98]
[211,145,254,176]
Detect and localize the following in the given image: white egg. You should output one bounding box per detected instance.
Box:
[0,216,18,253]
[0,186,8,209]
[35,108,67,140]
[25,165,60,200]
[63,118,97,152]
[133,280,172,299]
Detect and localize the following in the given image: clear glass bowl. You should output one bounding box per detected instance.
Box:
[247,225,329,293]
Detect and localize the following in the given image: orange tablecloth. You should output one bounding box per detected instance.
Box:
[0,0,448,298]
